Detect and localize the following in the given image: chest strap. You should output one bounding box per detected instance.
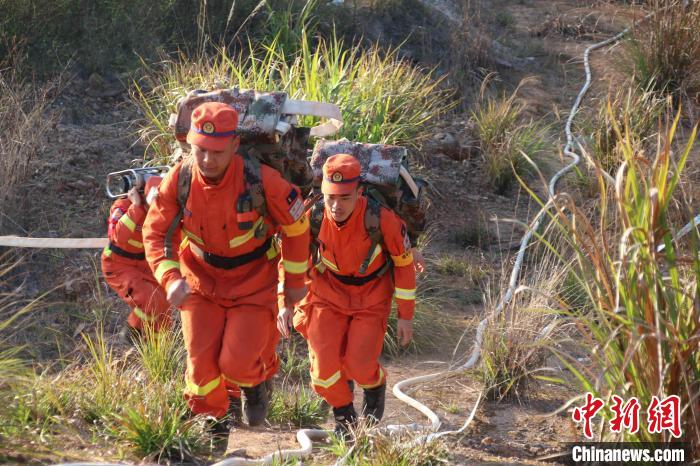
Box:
[327,260,390,286]
[189,237,273,270]
[108,242,146,261]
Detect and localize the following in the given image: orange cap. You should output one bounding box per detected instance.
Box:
[321,153,361,195]
[186,102,239,151]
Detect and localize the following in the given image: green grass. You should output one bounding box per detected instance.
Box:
[134,324,186,385]
[434,256,486,285]
[268,382,328,428]
[133,31,455,162]
[480,251,567,401]
[1,323,212,462]
[472,77,551,194]
[278,336,311,381]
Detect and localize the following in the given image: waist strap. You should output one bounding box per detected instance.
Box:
[328,261,390,286]
[108,242,145,260]
[190,237,273,270]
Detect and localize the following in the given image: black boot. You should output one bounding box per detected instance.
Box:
[226,395,242,427]
[263,378,274,399]
[241,383,270,427]
[362,383,386,425]
[205,416,230,440]
[332,403,358,440]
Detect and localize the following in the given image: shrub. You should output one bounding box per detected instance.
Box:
[472,77,550,194]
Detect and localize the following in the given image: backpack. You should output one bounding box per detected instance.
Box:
[162,88,342,259]
[308,139,427,274]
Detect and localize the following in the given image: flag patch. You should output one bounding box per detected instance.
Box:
[286,189,298,205]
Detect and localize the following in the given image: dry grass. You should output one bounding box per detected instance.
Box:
[479,237,570,402]
[472,76,551,194]
[622,0,700,117]
[0,61,56,231]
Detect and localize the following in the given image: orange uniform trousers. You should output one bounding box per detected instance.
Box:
[102,260,171,332]
[180,291,279,418]
[305,299,389,408]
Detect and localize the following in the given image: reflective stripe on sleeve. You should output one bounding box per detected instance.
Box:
[283,259,308,274]
[132,307,154,321]
[394,287,416,300]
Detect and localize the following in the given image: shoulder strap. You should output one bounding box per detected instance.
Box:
[358,196,384,275]
[240,148,268,239]
[164,158,193,259]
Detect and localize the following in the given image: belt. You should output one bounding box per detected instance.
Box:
[189,237,273,270]
[108,242,145,260]
[328,261,390,286]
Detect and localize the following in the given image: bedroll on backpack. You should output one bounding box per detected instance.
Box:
[309,138,428,247]
[169,87,343,194]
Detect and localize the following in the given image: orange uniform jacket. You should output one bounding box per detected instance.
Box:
[311,196,416,319]
[103,198,148,263]
[143,154,310,303]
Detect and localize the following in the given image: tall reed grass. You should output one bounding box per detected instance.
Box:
[524,110,699,451]
[133,31,454,161]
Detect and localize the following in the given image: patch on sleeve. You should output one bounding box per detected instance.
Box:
[288,195,304,221]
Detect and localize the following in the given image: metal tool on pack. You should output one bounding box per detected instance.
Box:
[105,166,170,199]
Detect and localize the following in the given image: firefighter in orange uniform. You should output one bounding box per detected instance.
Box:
[143,102,309,432]
[278,154,416,436]
[102,178,172,333]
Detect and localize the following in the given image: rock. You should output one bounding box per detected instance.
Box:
[430,132,463,160]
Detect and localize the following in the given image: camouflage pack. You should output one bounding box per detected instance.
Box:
[169,88,342,193]
[309,139,427,246]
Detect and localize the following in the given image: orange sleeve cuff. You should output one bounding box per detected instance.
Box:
[160,269,183,291]
[393,263,416,320]
[397,300,415,321]
[283,272,306,289]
